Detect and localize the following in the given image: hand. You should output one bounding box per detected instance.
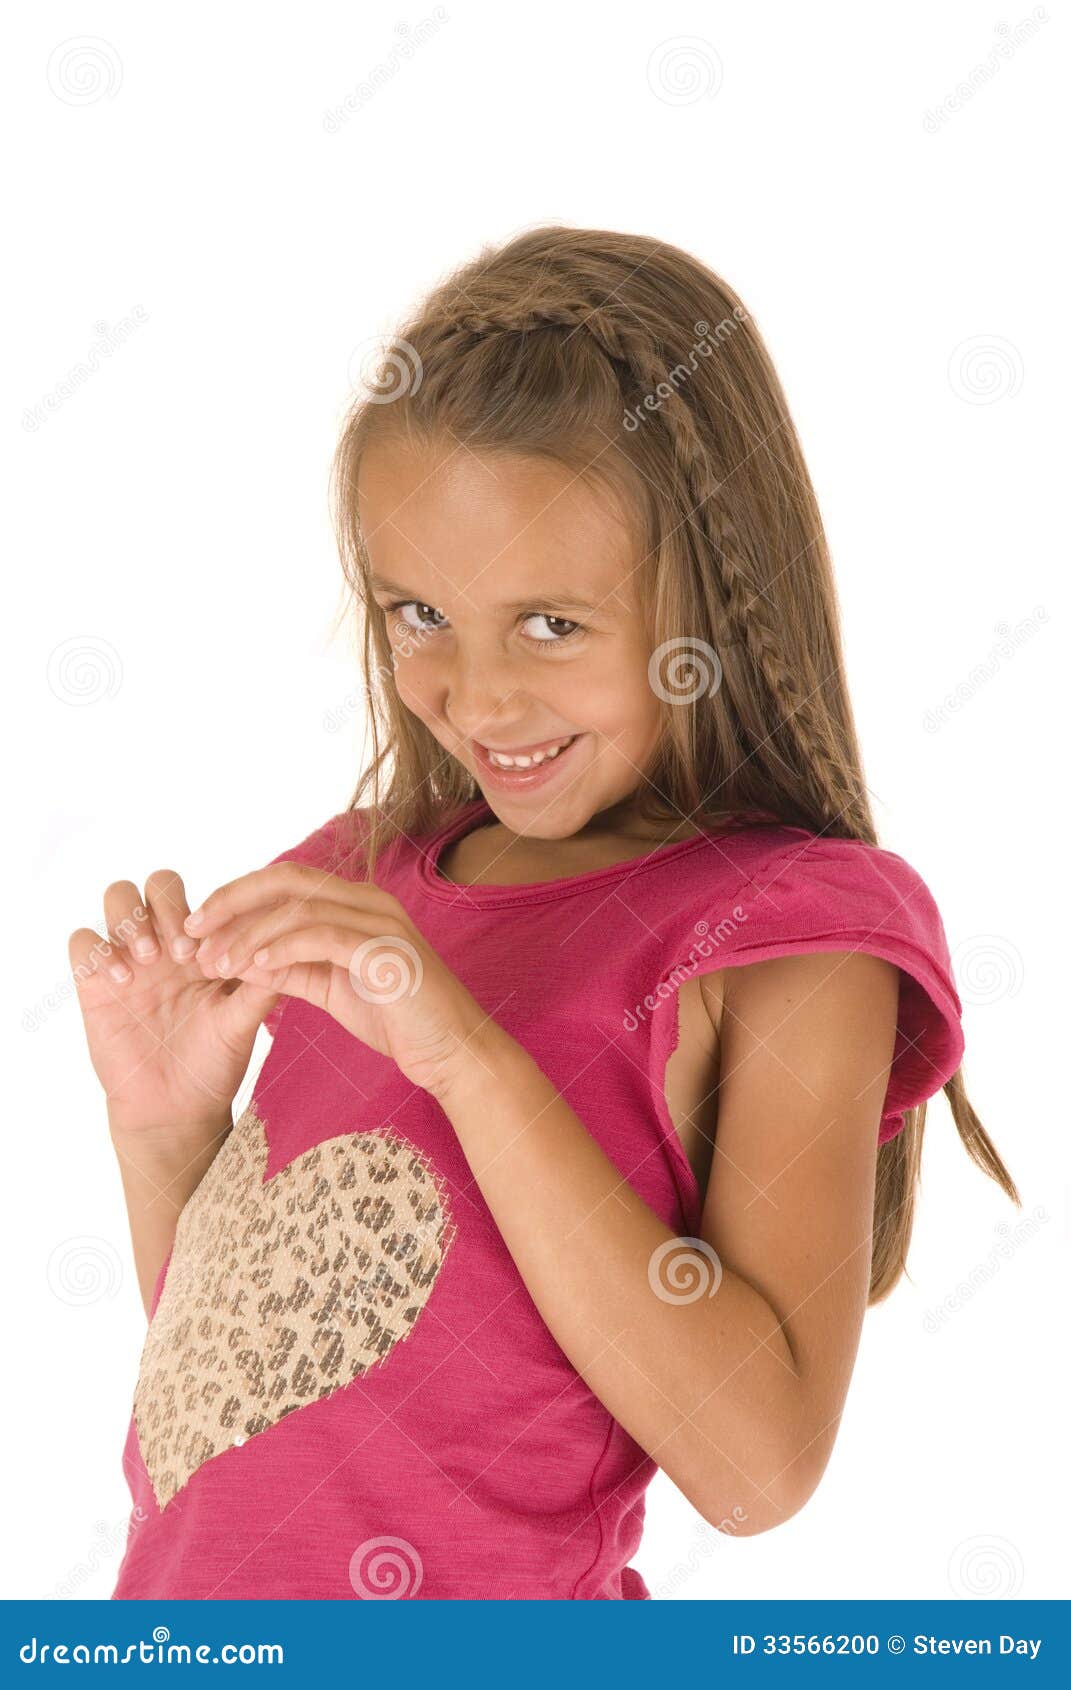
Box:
[68,870,279,1143]
[184,862,495,1099]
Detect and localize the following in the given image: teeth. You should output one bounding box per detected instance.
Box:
[486,734,576,769]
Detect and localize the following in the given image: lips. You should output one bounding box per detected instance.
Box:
[471,732,583,791]
[477,733,576,761]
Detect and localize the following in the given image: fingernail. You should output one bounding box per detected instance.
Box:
[132,938,158,960]
[109,963,132,983]
[216,952,230,975]
[253,948,270,966]
[185,909,205,932]
[171,936,198,960]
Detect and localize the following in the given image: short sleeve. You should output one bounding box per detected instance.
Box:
[722,836,966,1143]
[257,808,370,1038]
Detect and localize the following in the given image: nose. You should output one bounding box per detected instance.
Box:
[442,646,528,746]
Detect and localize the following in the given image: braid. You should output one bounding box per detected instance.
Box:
[706,507,868,834]
[440,293,676,417]
[659,394,870,836]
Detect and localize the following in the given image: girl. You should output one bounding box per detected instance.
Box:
[70,225,1018,1601]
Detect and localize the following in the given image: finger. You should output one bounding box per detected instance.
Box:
[68,925,134,990]
[224,957,335,1016]
[184,862,396,939]
[143,868,199,964]
[248,923,422,989]
[102,879,159,967]
[194,897,372,977]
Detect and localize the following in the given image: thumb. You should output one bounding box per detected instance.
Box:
[217,980,281,1043]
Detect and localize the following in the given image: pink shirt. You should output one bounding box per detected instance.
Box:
[113,798,964,1599]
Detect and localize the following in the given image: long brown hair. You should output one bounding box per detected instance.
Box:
[327,223,1020,1301]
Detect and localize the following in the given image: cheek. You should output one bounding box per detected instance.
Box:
[577,659,660,738]
[388,647,437,711]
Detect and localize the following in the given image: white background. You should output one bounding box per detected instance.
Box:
[4,0,1066,1601]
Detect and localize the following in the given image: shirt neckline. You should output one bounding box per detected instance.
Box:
[415,797,739,906]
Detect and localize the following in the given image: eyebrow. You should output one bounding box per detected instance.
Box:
[368,574,604,616]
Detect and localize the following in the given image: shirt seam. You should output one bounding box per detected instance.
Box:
[418,825,812,910]
[568,1411,619,1599]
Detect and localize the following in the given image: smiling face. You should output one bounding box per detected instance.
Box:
[357,433,669,842]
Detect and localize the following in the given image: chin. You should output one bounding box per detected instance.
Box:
[478,789,606,841]
[476,795,559,833]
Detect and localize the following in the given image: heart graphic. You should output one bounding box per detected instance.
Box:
[133,1105,456,1509]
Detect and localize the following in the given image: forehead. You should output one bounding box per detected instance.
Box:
[356,434,642,610]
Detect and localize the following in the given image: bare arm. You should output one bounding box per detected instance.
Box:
[433,948,899,1532]
[109,1115,233,1317]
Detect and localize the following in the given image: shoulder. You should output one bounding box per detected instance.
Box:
[691,825,956,977]
[693,940,899,1062]
[685,827,964,1142]
[717,946,901,1089]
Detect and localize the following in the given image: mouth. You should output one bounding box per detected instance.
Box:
[471,732,583,791]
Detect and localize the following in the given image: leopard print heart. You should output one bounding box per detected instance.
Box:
[133,1105,456,1509]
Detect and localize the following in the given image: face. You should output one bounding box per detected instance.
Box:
[357,434,665,841]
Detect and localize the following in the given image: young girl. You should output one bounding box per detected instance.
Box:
[70,225,1019,1601]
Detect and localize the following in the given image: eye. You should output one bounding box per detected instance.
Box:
[521,613,582,648]
[388,601,448,633]
[383,600,583,650]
